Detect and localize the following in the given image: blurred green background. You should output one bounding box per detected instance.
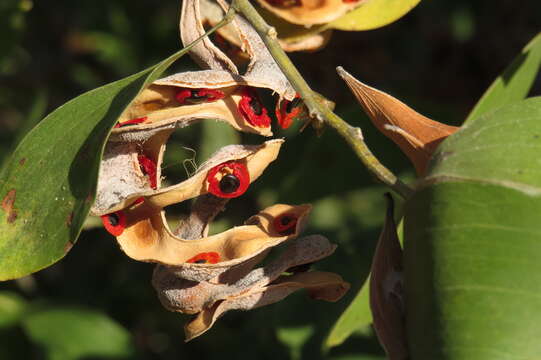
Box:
[0,0,539,359]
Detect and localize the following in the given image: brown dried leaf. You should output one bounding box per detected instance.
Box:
[369,193,408,360]
[337,66,459,175]
[255,0,366,26]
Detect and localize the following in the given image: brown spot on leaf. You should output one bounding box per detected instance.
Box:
[2,189,18,224]
[66,212,74,227]
[19,158,26,166]
[64,241,74,253]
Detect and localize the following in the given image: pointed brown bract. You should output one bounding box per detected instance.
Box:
[369,193,408,360]
[337,67,459,175]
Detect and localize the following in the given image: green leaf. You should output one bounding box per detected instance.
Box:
[0,38,201,280]
[327,0,421,31]
[276,325,314,360]
[323,281,371,350]
[466,32,541,123]
[0,291,27,329]
[404,98,541,359]
[22,307,134,360]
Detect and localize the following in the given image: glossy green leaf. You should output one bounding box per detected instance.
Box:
[22,307,134,360]
[328,0,421,31]
[0,29,216,280]
[323,279,371,350]
[466,32,541,123]
[0,291,27,329]
[404,98,541,359]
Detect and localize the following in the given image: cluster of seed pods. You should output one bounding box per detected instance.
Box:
[91,0,348,340]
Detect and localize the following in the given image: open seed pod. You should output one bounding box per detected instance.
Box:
[153,232,349,341]
[198,0,331,53]
[255,0,367,26]
[111,81,274,141]
[93,137,283,215]
[108,199,313,281]
[180,0,296,101]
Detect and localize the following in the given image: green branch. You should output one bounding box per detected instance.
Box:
[231,0,413,199]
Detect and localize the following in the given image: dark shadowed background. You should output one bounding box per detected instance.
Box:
[0,0,540,359]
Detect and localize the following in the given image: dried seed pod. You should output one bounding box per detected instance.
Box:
[255,0,367,26]
[180,0,296,101]
[278,30,333,52]
[152,235,349,341]
[111,83,273,141]
[184,270,349,341]
[116,203,312,282]
[93,138,283,216]
[337,67,459,175]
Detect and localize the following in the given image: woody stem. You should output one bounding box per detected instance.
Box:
[231,0,413,199]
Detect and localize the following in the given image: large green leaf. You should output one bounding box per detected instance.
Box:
[0,26,222,280]
[404,98,541,359]
[22,307,134,360]
[466,32,541,123]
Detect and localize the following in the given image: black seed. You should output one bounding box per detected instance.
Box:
[285,97,302,113]
[280,216,293,226]
[249,97,263,116]
[186,90,209,104]
[219,174,240,194]
[108,213,120,226]
[195,259,207,264]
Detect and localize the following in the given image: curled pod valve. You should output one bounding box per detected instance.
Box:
[206,161,250,198]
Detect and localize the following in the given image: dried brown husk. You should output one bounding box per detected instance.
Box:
[255,0,367,26]
[180,0,296,100]
[116,203,312,281]
[369,194,408,360]
[111,81,272,142]
[185,269,349,340]
[279,30,333,52]
[201,0,331,52]
[93,139,282,216]
[337,66,459,176]
[152,235,349,341]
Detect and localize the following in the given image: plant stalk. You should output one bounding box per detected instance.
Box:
[230,0,413,199]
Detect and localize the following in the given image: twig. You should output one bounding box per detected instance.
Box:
[230,0,413,199]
